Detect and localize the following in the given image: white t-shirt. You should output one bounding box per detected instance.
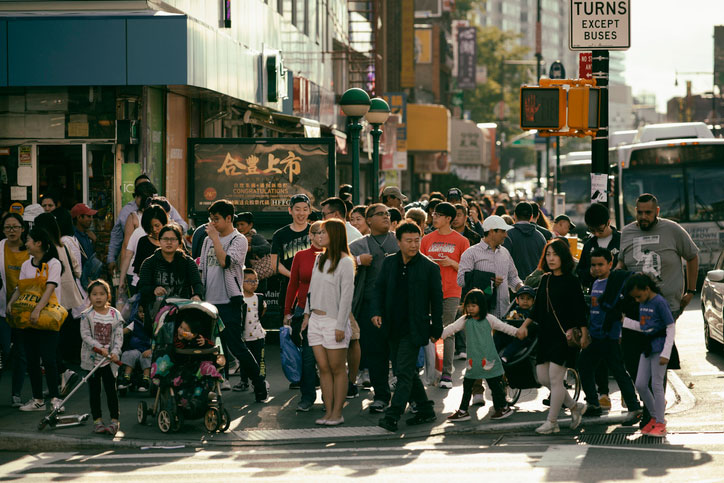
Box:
[243,294,266,341]
[19,257,62,306]
[204,232,236,304]
[89,308,123,367]
[596,234,613,248]
[126,226,145,284]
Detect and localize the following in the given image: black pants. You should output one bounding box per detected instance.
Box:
[215,302,264,388]
[24,329,59,400]
[359,303,390,404]
[88,364,119,420]
[57,315,82,372]
[460,376,507,411]
[385,335,433,421]
[240,338,265,384]
[579,338,641,410]
[595,362,609,395]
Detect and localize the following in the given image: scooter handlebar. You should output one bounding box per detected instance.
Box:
[92,347,123,366]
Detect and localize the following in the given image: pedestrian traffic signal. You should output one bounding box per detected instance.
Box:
[568,86,600,130]
[520,87,566,130]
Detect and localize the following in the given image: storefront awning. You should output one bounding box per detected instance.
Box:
[406,104,450,152]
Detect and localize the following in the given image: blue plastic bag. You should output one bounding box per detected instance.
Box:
[280,325,302,384]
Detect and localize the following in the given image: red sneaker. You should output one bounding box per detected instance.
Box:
[640,419,656,435]
[647,422,667,437]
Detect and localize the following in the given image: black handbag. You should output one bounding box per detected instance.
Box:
[462,269,497,310]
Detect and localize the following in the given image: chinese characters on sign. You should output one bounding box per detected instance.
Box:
[457,27,477,90]
[191,141,333,213]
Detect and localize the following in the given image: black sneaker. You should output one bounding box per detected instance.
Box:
[584,405,603,417]
[378,417,398,432]
[542,395,551,406]
[117,373,131,390]
[406,412,436,426]
[346,382,359,399]
[254,381,268,402]
[233,382,249,392]
[138,377,151,393]
[621,409,643,427]
[289,382,301,390]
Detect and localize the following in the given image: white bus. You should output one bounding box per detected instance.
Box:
[558,152,591,235]
[611,138,724,274]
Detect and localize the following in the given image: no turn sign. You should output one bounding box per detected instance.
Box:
[569,0,630,50]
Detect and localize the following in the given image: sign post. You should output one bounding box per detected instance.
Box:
[569,0,630,206]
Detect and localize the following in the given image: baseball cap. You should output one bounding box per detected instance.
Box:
[70,203,98,218]
[22,203,43,222]
[289,193,311,206]
[447,187,463,200]
[482,215,513,232]
[515,285,536,298]
[554,214,576,230]
[381,186,408,202]
[235,212,254,224]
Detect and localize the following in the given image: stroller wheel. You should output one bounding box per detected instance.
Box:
[204,408,220,433]
[157,409,172,433]
[218,408,231,432]
[137,401,149,425]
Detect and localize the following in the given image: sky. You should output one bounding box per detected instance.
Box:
[623,0,724,112]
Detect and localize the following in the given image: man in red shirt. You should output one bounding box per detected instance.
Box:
[420,202,470,389]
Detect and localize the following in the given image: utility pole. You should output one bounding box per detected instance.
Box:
[535,0,543,189]
[591,50,609,207]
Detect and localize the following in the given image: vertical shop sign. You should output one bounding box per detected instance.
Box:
[18,145,31,166]
[121,163,142,207]
[400,0,415,88]
[457,27,477,90]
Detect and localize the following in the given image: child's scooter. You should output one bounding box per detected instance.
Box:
[38,347,122,431]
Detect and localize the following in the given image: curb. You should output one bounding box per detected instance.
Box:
[0,412,633,452]
[667,370,696,414]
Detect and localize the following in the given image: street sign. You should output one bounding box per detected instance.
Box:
[569,0,630,50]
[579,52,592,79]
[549,61,566,80]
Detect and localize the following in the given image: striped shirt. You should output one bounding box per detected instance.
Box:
[457,240,523,318]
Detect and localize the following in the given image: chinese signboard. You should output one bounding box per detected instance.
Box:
[457,27,477,90]
[383,92,407,153]
[401,0,416,87]
[189,139,335,214]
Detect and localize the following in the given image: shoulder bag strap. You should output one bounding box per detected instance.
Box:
[546,275,567,337]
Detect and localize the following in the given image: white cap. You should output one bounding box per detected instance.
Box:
[482,215,513,232]
[22,203,43,222]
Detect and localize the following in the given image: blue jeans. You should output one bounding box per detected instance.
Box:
[296,307,317,405]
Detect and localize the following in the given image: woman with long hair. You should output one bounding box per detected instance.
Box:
[520,238,589,434]
[7,226,65,412]
[1,213,30,407]
[303,219,355,426]
[118,203,168,295]
[468,201,485,237]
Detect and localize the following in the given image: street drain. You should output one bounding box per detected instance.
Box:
[577,433,667,446]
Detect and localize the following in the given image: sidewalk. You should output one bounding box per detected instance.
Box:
[0,344,687,451]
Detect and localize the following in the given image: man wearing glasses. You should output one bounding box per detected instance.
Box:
[349,203,400,413]
[576,203,621,289]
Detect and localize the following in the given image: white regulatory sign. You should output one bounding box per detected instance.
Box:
[569,0,630,50]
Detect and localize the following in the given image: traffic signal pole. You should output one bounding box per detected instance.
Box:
[591,50,609,207]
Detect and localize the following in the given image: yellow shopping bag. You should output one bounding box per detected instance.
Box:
[9,263,68,331]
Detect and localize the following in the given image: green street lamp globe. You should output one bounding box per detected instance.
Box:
[365,98,391,125]
[340,88,371,118]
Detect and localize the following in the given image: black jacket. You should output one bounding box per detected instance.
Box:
[138,250,205,311]
[372,252,443,346]
[502,222,546,280]
[576,227,621,289]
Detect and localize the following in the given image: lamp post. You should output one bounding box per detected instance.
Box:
[365,98,391,202]
[340,88,371,205]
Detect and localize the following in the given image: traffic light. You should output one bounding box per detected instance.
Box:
[520,87,566,130]
[568,86,600,130]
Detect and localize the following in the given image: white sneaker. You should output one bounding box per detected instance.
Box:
[50,397,66,414]
[19,399,46,412]
[535,420,560,434]
[11,395,22,408]
[570,402,586,430]
[471,393,486,406]
[438,378,453,389]
[358,369,371,388]
[455,352,467,360]
[221,379,231,391]
[228,358,240,375]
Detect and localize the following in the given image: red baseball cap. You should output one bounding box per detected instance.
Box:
[70,203,98,218]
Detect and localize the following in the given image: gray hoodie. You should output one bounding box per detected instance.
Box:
[502,221,546,280]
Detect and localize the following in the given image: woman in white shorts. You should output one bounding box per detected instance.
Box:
[303,218,355,426]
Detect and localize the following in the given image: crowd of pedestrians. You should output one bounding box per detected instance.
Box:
[0,177,699,438]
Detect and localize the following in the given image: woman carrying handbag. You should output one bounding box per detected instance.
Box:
[520,238,589,434]
[7,226,67,412]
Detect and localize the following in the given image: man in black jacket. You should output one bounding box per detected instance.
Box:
[373,222,443,432]
[576,202,622,290]
[502,202,546,280]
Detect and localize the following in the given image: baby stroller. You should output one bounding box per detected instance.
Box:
[136,298,231,433]
[496,301,581,406]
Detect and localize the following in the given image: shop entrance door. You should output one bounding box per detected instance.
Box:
[36,145,83,209]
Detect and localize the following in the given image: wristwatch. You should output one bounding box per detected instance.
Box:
[686,289,696,294]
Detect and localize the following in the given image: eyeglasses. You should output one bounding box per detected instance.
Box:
[371,211,390,217]
[160,237,179,243]
[208,217,223,224]
[310,231,322,235]
[3,225,22,231]
[243,279,259,284]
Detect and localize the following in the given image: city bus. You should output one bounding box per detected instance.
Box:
[558,152,591,236]
[610,138,724,275]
